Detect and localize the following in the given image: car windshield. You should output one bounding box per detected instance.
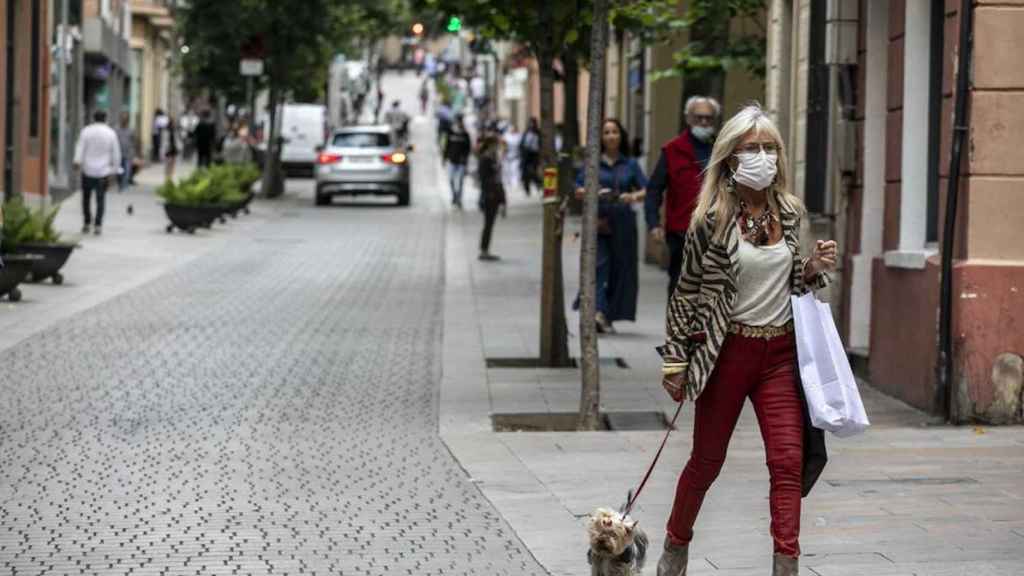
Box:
[332,132,390,147]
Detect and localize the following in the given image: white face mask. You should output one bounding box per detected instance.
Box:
[691,125,715,142]
[732,149,778,191]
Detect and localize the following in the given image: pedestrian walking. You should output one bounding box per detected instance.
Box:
[115,111,137,192]
[436,99,453,145]
[443,113,472,209]
[151,109,168,162]
[645,95,721,295]
[519,118,541,196]
[501,122,522,192]
[164,116,180,182]
[574,119,647,334]
[73,110,122,236]
[419,78,430,115]
[655,105,837,576]
[222,122,254,165]
[180,109,199,160]
[193,109,217,168]
[470,74,488,112]
[384,100,410,146]
[476,121,506,261]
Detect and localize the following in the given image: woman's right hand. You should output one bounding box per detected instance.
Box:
[575,187,585,200]
[662,372,687,403]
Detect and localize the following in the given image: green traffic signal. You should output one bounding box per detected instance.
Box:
[446,16,462,33]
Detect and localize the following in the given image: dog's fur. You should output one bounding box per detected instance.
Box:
[586,500,648,576]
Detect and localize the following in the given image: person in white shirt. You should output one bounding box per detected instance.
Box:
[73,110,122,235]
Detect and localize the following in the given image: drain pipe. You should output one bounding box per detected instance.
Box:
[936,0,974,423]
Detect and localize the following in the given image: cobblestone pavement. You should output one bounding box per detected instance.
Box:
[0,78,547,576]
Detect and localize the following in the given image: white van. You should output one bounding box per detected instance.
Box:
[280,103,327,175]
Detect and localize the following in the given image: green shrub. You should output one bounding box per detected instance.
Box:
[2,197,62,250]
[157,163,259,206]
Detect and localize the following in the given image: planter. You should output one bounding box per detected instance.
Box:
[221,191,255,219]
[164,203,226,234]
[9,242,77,285]
[0,254,41,302]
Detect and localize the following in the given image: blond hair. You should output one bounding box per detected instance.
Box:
[690,104,804,241]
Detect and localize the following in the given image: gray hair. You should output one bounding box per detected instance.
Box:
[684,96,721,117]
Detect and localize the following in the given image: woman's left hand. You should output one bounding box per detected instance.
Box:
[808,240,838,274]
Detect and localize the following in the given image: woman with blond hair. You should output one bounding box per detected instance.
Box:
[656,105,837,576]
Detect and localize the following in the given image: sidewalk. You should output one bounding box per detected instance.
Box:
[0,161,279,351]
[439,178,1024,575]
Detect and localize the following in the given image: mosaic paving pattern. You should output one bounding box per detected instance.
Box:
[0,202,547,575]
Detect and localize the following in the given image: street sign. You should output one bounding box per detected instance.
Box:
[240,59,264,77]
[543,167,559,204]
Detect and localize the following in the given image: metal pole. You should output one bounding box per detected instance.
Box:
[56,0,70,191]
[247,75,254,123]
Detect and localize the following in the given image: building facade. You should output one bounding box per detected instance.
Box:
[129,0,173,160]
[82,0,131,123]
[768,0,1024,423]
[1,0,53,201]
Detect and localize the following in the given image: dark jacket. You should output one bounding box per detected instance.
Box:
[575,155,648,323]
[444,129,472,165]
[193,121,217,152]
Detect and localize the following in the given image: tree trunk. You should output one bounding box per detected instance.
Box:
[577,0,609,431]
[538,47,572,368]
[562,51,580,153]
[261,81,285,198]
[562,51,584,217]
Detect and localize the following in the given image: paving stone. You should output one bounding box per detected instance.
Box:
[0,90,546,574]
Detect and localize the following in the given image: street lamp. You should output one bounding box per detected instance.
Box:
[180,45,190,55]
[411,22,424,36]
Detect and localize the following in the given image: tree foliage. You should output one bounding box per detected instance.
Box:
[612,0,767,81]
[177,0,412,103]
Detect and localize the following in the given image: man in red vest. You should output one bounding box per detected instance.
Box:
[645,96,720,294]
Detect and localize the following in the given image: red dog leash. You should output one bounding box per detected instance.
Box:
[623,400,685,517]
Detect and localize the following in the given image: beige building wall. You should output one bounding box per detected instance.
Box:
[130,1,172,160]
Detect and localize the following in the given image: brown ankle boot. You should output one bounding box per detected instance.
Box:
[656,539,688,576]
[772,553,798,576]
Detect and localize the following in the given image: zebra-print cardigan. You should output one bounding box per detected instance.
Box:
[657,204,829,401]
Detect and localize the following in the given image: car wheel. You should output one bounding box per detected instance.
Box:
[315,186,330,206]
[397,184,411,207]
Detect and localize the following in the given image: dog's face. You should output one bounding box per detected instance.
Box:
[587,508,638,557]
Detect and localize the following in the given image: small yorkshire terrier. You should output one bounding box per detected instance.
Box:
[586,493,649,576]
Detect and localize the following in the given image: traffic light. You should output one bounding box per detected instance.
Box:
[411,22,425,36]
[446,16,462,33]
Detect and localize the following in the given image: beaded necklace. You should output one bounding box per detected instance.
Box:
[738,199,777,246]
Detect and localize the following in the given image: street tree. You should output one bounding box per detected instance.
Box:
[613,0,766,122]
[417,0,594,368]
[577,0,610,431]
[178,0,410,197]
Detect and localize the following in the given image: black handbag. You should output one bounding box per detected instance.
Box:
[798,376,828,497]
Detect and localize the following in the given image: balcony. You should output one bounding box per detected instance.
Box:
[83,17,130,72]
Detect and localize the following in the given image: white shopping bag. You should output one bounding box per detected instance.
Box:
[791,293,870,437]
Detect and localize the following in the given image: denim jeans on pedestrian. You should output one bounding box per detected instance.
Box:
[82,175,110,228]
[448,162,467,206]
[596,234,611,315]
[119,157,133,191]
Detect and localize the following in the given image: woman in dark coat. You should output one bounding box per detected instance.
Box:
[575,118,648,333]
[476,122,507,261]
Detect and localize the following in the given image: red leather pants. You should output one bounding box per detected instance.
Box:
[666,332,804,557]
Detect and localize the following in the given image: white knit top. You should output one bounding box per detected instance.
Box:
[731,238,794,326]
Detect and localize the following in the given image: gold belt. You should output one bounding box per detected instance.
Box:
[729,320,794,339]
